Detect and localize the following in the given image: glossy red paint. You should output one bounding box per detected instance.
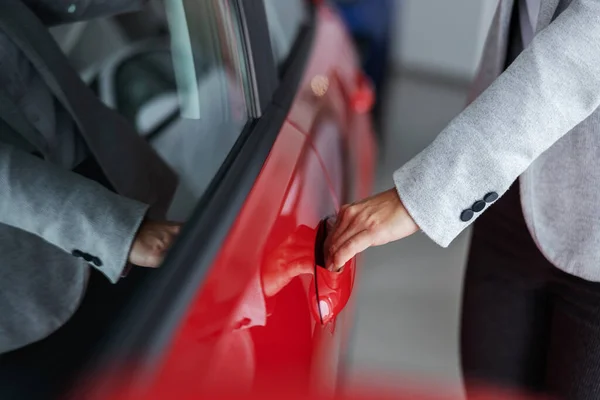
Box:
[77,367,552,400]
[310,259,356,326]
[78,4,376,399]
[350,73,376,114]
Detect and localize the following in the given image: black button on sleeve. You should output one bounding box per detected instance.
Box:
[82,253,93,262]
[472,200,486,213]
[484,192,499,203]
[72,249,83,258]
[460,209,474,222]
[92,257,103,267]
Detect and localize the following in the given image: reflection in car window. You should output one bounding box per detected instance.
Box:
[93,0,252,221]
[115,51,179,124]
[263,0,310,68]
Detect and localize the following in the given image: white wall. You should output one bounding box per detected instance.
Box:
[393,0,498,81]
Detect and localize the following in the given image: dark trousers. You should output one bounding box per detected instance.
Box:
[460,182,600,399]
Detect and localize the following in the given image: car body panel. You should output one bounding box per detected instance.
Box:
[133,4,375,396]
[69,3,376,399]
[286,7,375,201]
[143,122,337,394]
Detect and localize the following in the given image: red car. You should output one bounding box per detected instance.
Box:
[0,0,376,398]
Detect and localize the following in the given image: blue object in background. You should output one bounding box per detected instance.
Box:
[333,0,396,105]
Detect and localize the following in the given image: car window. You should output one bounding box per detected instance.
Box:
[263,0,310,69]
[90,0,253,221]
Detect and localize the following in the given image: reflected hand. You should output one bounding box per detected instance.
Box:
[261,225,315,297]
[326,188,419,271]
[128,220,182,268]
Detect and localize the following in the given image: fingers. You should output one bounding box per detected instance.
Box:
[329,229,372,271]
[262,255,314,297]
[325,208,356,256]
[166,223,182,234]
[154,228,179,264]
[329,205,347,235]
[327,205,366,262]
[158,221,182,235]
[139,237,170,268]
[129,220,182,268]
[328,218,361,257]
[272,234,314,260]
[143,250,167,268]
[287,255,316,275]
[326,189,414,268]
[327,205,351,243]
[158,222,181,245]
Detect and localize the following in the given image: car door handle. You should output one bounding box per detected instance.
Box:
[332,70,375,115]
[310,217,356,325]
[349,72,375,114]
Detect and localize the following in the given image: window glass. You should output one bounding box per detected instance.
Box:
[79,0,252,221]
[263,0,310,67]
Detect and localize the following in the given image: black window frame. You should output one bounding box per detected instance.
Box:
[76,0,318,390]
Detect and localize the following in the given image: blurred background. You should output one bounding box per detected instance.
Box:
[329,0,497,396]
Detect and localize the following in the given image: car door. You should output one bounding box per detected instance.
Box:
[145,1,375,396]
[146,1,352,396]
[63,0,363,399]
[274,0,377,392]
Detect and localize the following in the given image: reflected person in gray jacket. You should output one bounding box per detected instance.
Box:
[0,0,180,353]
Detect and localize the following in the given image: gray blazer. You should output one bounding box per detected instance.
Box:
[393,0,600,281]
[0,0,176,352]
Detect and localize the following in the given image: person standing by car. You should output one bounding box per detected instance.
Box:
[327,0,600,398]
[0,0,181,354]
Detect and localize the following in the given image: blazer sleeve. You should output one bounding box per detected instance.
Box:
[0,142,149,283]
[392,0,600,247]
[23,0,148,25]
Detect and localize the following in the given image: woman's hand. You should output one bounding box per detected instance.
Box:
[326,188,419,271]
[128,220,182,268]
